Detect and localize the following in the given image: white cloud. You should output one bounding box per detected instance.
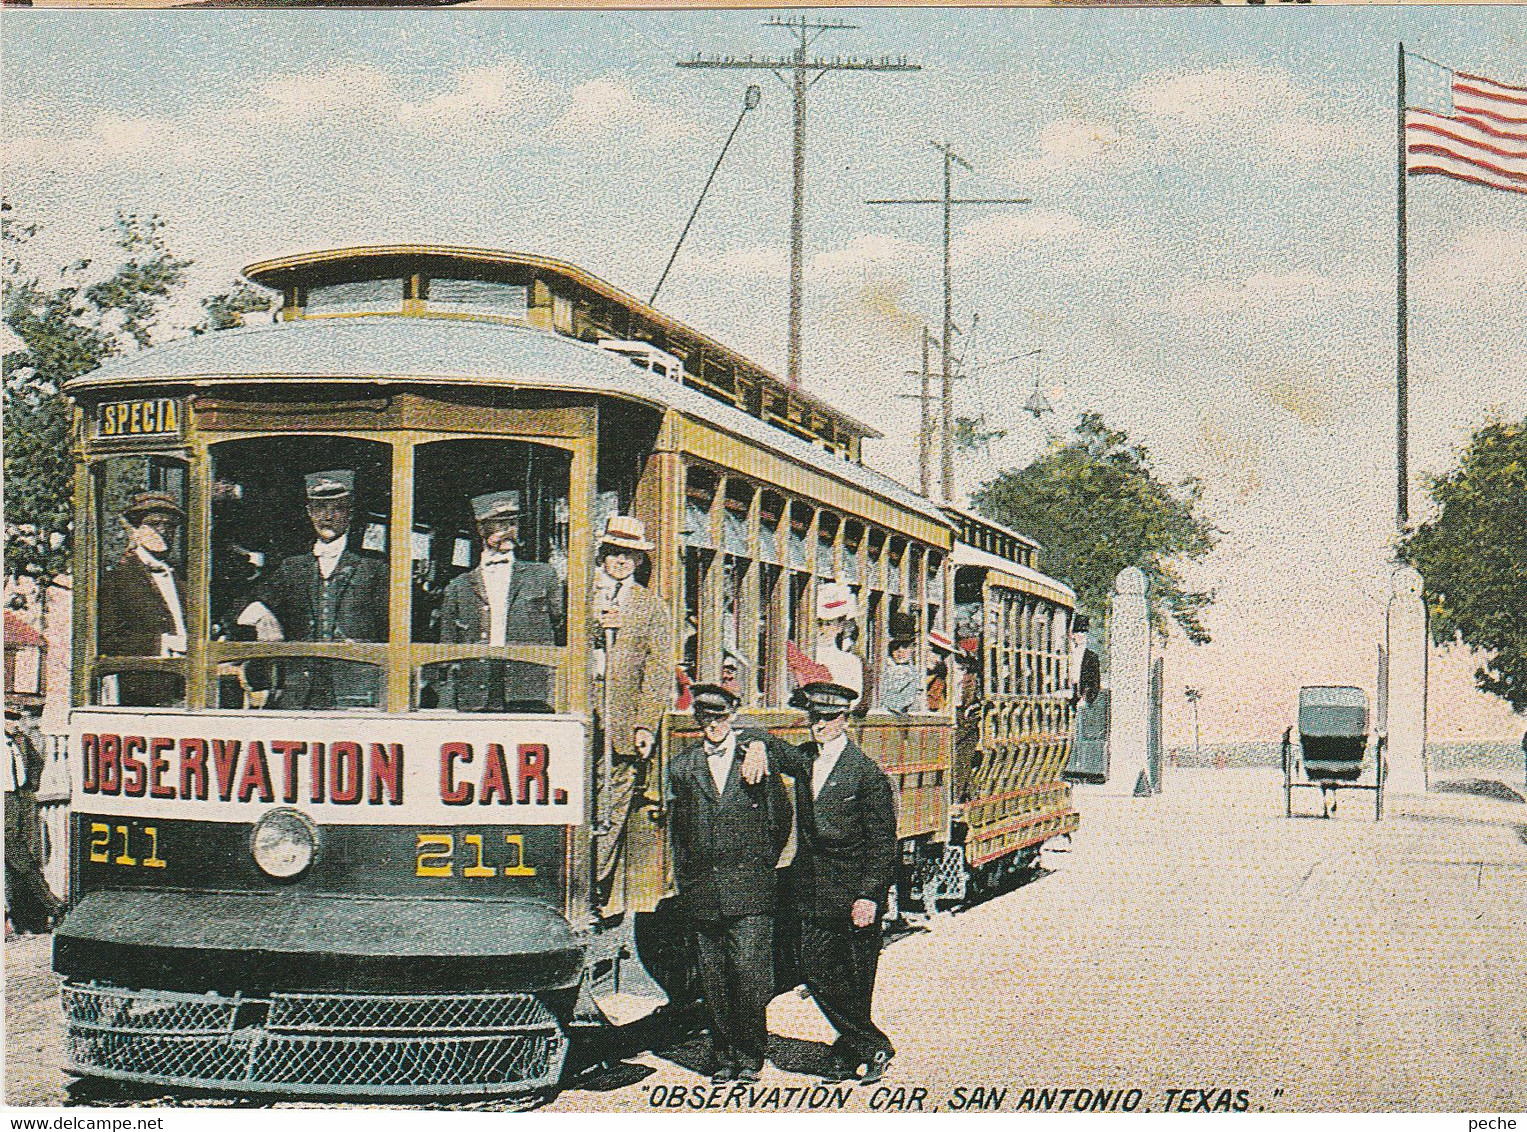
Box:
[954,207,1108,264]
[1158,267,1371,319]
[994,117,1134,183]
[394,64,548,133]
[808,232,924,284]
[552,78,695,144]
[5,115,161,168]
[248,65,395,127]
[1128,65,1355,167]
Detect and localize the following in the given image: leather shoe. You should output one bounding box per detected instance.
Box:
[711,1062,736,1083]
[818,1054,855,1083]
[735,1063,762,1083]
[859,1049,894,1085]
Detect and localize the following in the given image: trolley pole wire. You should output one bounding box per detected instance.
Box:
[678,17,921,388]
[650,85,762,308]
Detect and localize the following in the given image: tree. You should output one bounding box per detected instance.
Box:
[4,205,271,583]
[1398,416,1527,713]
[970,412,1220,644]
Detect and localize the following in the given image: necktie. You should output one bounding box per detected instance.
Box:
[483,554,513,566]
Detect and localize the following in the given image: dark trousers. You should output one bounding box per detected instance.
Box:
[5,791,60,933]
[694,913,775,1070]
[801,919,890,1064]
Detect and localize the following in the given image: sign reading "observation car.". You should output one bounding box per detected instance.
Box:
[68,710,586,825]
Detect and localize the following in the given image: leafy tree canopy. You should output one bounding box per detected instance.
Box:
[1398,417,1527,713]
[970,412,1220,644]
[4,202,270,582]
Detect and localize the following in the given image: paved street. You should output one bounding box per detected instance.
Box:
[8,768,1525,1111]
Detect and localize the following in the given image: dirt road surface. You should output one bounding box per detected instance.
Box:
[7,768,1524,1112]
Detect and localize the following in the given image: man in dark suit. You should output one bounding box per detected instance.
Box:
[238,470,388,709]
[667,685,789,1082]
[437,491,564,711]
[97,490,189,706]
[773,681,898,1084]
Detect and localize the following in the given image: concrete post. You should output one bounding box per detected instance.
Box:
[1384,565,1429,796]
[1106,567,1152,796]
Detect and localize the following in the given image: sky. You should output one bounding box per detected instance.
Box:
[5,6,1525,744]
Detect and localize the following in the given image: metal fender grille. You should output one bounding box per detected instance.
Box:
[62,984,566,1097]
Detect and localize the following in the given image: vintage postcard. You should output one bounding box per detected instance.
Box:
[3,4,1524,1121]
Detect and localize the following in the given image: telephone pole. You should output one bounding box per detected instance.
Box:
[679,17,920,388]
[896,326,936,495]
[868,141,1028,500]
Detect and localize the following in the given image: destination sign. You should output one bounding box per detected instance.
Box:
[69,710,586,825]
[95,398,182,439]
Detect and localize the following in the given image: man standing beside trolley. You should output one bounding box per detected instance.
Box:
[590,516,673,913]
[667,684,789,1082]
[763,681,897,1083]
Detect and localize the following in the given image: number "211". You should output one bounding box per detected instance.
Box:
[89,823,166,868]
[415,833,537,878]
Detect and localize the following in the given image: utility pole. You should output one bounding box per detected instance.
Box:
[868,142,1028,500]
[679,17,920,389]
[1184,686,1202,764]
[896,326,936,495]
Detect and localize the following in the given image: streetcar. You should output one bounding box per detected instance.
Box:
[56,245,1078,1098]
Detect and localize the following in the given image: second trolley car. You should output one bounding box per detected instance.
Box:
[55,245,1078,1098]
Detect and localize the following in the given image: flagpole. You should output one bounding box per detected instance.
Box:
[1396,42,1410,533]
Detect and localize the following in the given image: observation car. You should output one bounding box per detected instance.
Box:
[55,245,1078,1098]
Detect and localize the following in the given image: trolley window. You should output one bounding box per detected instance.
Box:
[92,453,189,707]
[207,436,391,711]
[411,438,571,713]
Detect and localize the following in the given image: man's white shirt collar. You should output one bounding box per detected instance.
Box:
[812,733,849,798]
[706,731,736,793]
[134,546,187,644]
[313,535,347,578]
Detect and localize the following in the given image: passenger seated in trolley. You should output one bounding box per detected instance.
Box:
[96,490,189,707]
[812,582,864,701]
[235,470,388,709]
[879,615,921,715]
[435,491,564,711]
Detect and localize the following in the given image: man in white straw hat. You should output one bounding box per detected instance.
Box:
[591,515,674,913]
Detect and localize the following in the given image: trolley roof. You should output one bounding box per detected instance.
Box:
[68,315,946,527]
[950,541,1076,607]
[240,245,880,446]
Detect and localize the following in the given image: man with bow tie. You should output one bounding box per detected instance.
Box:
[97,490,190,706]
[761,681,897,1084]
[238,470,388,709]
[437,491,564,711]
[667,684,789,1082]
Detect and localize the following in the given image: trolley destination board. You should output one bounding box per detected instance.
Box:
[69,710,586,824]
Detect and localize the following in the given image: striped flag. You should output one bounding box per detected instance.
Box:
[1405,69,1527,195]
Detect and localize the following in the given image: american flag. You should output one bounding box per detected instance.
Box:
[1406,69,1527,195]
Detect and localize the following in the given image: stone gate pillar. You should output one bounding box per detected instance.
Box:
[1384,565,1429,796]
[1106,567,1152,796]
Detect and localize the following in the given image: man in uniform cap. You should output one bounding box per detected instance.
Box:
[769,681,897,1082]
[97,490,189,706]
[589,515,673,912]
[666,684,788,1082]
[238,470,388,708]
[437,491,565,710]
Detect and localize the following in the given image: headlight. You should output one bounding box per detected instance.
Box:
[250,808,318,879]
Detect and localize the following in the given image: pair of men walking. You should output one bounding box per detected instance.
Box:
[668,681,897,1085]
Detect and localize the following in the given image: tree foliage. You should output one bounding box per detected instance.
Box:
[3,204,192,580]
[970,412,1220,644]
[1398,417,1527,713]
